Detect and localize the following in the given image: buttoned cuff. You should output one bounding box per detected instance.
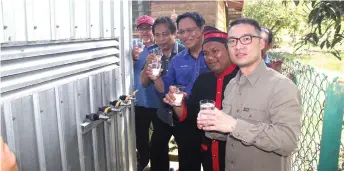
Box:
[231,119,256,144]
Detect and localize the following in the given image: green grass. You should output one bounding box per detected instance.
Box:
[271,50,344,74]
[296,54,344,74]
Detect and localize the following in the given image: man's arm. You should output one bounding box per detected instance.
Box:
[153,78,165,93]
[231,79,302,156]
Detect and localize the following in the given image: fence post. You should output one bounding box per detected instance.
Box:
[318,80,344,171]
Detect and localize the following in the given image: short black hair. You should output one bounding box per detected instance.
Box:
[176,12,205,29]
[152,17,177,35]
[228,18,261,35]
[261,27,273,44]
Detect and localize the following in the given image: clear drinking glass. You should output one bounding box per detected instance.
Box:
[149,59,162,77]
[173,85,185,106]
[134,39,144,53]
[199,99,215,118]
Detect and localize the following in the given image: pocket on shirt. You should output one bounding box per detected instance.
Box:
[175,68,193,85]
[239,106,267,122]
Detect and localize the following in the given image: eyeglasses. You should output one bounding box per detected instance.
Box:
[177,27,199,36]
[137,26,152,32]
[228,35,261,47]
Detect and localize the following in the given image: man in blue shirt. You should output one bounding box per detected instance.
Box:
[141,16,185,171]
[132,15,160,171]
[150,12,209,97]
[145,12,209,171]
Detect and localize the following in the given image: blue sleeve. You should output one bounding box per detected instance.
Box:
[162,58,176,95]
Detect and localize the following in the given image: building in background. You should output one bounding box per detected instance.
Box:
[132,1,244,38]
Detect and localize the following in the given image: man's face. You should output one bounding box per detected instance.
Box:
[261,31,272,58]
[203,41,231,74]
[154,23,175,50]
[137,23,154,42]
[228,24,265,67]
[177,18,203,49]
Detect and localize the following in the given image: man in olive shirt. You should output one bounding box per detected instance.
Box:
[197,18,302,171]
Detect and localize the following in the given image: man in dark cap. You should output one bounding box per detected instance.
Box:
[164,26,239,171]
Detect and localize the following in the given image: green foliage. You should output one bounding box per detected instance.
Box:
[243,0,343,60]
[243,0,308,44]
[292,1,344,60]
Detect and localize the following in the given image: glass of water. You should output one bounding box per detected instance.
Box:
[150,59,162,77]
[133,39,144,53]
[199,99,215,118]
[173,85,185,106]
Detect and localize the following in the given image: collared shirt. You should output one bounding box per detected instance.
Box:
[133,40,160,108]
[207,60,302,171]
[150,42,186,125]
[162,49,210,96]
[181,64,238,171]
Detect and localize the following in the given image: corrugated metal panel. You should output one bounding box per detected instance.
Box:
[11,96,40,171]
[90,0,101,39]
[1,1,136,171]
[0,39,120,93]
[52,0,72,40]
[38,89,63,171]
[74,0,88,39]
[0,0,122,43]
[1,0,27,42]
[27,0,52,41]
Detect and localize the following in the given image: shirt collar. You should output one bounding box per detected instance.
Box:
[215,64,237,78]
[186,48,204,59]
[235,60,267,86]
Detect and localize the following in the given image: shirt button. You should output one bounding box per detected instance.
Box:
[217,92,220,94]
[213,154,216,157]
[231,143,234,147]
[236,109,239,112]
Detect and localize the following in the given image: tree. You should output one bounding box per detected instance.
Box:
[291,1,344,60]
[243,0,308,45]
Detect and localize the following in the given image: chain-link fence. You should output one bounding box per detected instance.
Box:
[276,53,343,171]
